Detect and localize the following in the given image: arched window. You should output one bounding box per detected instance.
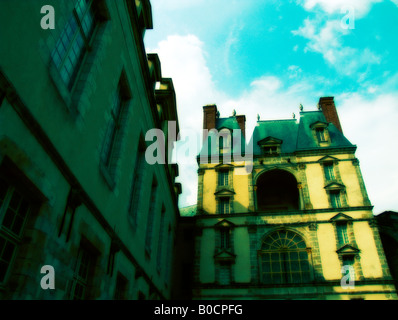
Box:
[259,230,311,284]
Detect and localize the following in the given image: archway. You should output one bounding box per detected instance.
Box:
[256,169,299,212]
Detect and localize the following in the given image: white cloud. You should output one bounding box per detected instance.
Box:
[299,0,382,18]
[292,18,381,76]
[338,92,398,214]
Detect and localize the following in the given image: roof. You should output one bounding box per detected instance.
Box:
[251,110,355,155]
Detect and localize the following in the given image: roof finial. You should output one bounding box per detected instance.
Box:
[299,103,303,111]
[257,114,260,121]
[216,110,220,118]
[232,109,236,116]
[292,112,296,119]
[317,102,321,110]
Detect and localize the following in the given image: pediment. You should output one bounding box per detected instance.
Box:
[214,163,234,171]
[336,244,360,255]
[215,219,235,228]
[258,136,283,146]
[324,182,345,190]
[310,121,329,129]
[214,188,235,197]
[214,250,236,262]
[318,155,338,163]
[330,213,353,222]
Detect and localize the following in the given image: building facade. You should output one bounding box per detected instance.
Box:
[184,98,397,300]
[0,0,181,299]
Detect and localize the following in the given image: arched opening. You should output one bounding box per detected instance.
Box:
[256,169,299,212]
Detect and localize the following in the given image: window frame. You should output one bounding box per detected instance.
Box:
[0,179,32,285]
[259,230,312,285]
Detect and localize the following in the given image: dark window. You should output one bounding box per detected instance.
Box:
[114,273,128,300]
[0,178,31,284]
[218,197,230,214]
[145,179,158,254]
[101,82,128,171]
[220,229,231,250]
[70,244,96,300]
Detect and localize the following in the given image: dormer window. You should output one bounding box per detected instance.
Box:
[310,121,330,146]
[316,128,327,142]
[258,137,282,157]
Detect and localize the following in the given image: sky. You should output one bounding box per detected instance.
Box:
[144,0,398,215]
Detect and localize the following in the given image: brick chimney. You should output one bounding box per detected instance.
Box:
[203,104,217,140]
[319,97,343,133]
[235,115,246,139]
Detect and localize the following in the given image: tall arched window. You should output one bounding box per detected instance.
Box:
[259,230,311,284]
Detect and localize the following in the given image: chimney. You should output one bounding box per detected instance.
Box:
[319,97,343,133]
[235,115,246,139]
[203,104,217,140]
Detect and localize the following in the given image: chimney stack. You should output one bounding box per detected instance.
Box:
[235,115,246,139]
[319,97,343,133]
[203,104,217,140]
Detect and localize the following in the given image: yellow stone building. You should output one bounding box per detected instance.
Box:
[179,98,397,300]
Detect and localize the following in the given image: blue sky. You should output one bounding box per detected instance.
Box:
[144,0,398,214]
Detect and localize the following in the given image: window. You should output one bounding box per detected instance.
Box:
[51,0,100,90]
[218,170,229,186]
[70,244,96,300]
[114,273,128,300]
[263,146,278,155]
[330,191,342,208]
[218,197,230,214]
[156,207,166,272]
[342,255,355,282]
[218,263,231,285]
[145,179,158,255]
[101,80,129,174]
[324,163,335,181]
[129,138,146,227]
[0,178,31,284]
[316,128,327,142]
[220,228,231,250]
[336,223,349,246]
[259,230,311,284]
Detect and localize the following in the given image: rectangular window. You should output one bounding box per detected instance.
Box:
[219,264,231,285]
[218,198,230,214]
[220,229,230,250]
[316,128,326,142]
[145,179,158,254]
[324,163,335,181]
[114,273,128,300]
[336,223,349,245]
[129,138,146,227]
[342,256,355,282]
[70,245,96,300]
[218,171,229,186]
[330,191,342,208]
[156,207,166,272]
[0,178,31,284]
[101,82,128,171]
[51,0,99,90]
